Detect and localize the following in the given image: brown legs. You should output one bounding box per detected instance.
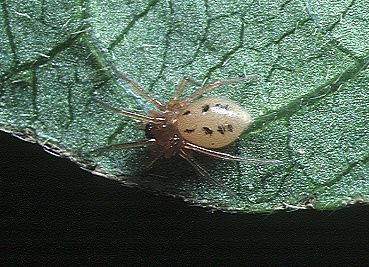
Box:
[179,141,282,198]
[184,142,283,165]
[92,139,155,152]
[112,65,258,109]
[184,75,259,102]
[92,96,162,123]
[179,149,239,198]
[171,74,259,103]
[111,65,166,111]
[171,76,203,101]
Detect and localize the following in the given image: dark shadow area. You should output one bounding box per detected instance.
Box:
[1,131,369,266]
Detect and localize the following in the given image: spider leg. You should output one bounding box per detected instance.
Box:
[183,142,283,165]
[92,96,164,123]
[92,139,155,152]
[171,76,203,101]
[185,75,260,102]
[179,149,239,198]
[145,150,165,169]
[111,65,166,111]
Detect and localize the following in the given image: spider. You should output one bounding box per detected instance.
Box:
[92,66,282,195]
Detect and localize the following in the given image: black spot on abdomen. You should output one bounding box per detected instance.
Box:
[217,124,233,135]
[184,128,195,134]
[202,104,210,113]
[182,110,191,115]
[217,125,226,135]
[215,103,229,110]
[202,127,213,135]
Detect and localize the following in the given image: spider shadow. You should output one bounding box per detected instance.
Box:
[114,144,245,202]
[107,144,231,199]
[123,151,202,196]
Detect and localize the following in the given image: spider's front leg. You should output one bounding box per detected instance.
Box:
[111,65,166,111]
[171,76,203,101]
[185,75,260,102]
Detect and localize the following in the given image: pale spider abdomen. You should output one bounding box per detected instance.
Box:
[177,96,252,148]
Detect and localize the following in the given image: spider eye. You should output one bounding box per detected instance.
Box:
[144,123,155,139]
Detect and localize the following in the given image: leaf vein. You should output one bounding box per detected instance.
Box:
[247,53,369,134]
[108,0,160,51]
[1,1,19,66]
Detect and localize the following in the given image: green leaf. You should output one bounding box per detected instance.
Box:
[1,0,368,212]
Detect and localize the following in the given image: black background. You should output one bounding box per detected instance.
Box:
[1,131,369,266]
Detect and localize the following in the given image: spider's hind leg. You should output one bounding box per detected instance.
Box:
[179,149,239,199]
[183,142,283,165]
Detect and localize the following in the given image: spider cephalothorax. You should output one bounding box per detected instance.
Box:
[143,110,184,159]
